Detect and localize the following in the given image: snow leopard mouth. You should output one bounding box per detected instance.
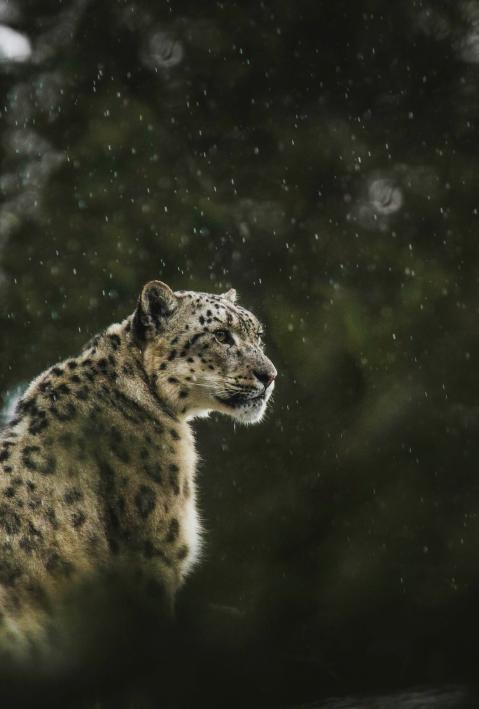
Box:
[215,391,266,408]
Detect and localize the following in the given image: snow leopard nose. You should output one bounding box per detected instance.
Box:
[253,367,277,389]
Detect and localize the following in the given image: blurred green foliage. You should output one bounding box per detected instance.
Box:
[1,0,479,704]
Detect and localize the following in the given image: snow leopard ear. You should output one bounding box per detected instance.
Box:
[221,288,237,303]
[133,280,178,341]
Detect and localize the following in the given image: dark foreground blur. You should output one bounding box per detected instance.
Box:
[2,0,479,706]
[314,686,474,709]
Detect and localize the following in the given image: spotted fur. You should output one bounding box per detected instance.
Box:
[0,281,276,661]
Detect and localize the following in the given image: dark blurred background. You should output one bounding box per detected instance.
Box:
[1,0,479,706]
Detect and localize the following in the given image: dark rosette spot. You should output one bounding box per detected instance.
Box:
[22,446,56,475]
[28,521,43,539]
[166,518,179,543]
[64,487,83,505]
[50,402,77,421]
[0,558,22,586]
[169,464,180,495]
[143,463,163,484]
[45,551,74,578]
[45,507,59,530]
[29,414,49,435]
[19,536,38,554]
[177,545,189,560]
[0,505,21,534]
[135,485,156,518]
[72,510,86,529]
[108,333,121,350]
[0,448,11,462]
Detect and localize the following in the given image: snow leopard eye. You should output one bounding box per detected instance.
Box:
[214,329,234,346]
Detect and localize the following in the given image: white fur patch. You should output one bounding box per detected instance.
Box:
[181,492,202,578]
